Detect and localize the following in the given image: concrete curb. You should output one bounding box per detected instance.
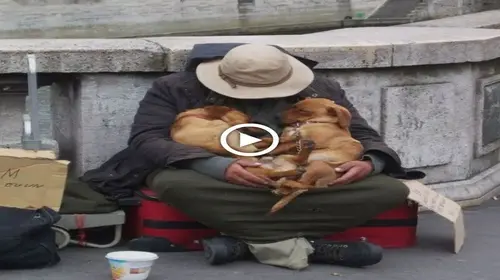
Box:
[1,27,500,73]
[401,10,500,29]
[431,163,500,208]
[0,38,166,73]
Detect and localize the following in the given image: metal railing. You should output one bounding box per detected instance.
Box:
[22,54,41,151]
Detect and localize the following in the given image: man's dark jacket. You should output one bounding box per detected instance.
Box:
[81,43,425,200]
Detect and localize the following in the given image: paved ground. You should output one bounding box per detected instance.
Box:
[6,200,500,280]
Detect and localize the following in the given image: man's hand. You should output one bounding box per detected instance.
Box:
[331,160,373,186]
[225,159,272,188]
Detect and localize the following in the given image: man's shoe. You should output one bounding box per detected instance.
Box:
[309,239,383,267]
[202,236,252,265]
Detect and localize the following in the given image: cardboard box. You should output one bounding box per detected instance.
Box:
[402,180,465,253]
[0,148,69,211]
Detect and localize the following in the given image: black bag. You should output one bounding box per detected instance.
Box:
[0,206,61,269]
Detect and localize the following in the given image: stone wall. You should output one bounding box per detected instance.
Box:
[0,0,383,38]
[3,0,499,38]
[402,9,500,28]
[0,94,24,146]
[422,0,500,20]
[425,0,476,18]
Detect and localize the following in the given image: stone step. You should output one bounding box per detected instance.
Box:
[0,0,379,38]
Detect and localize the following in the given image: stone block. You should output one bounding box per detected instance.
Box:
[72,74,160,175]
[152,27,500,72]
[0,39,165,73]
[13,0,102,5]
[391,28,500,66]
[430,162,500,206]
[0,94,24,147]
[25,86,53,139]
[428,0,465,18]
[343,87,381,132]
[0,27,500,74]
[319,72,383,131]
[475,74,500,157]
[151,35,395,72]
[401,10,500,29]
[381,83,456,169]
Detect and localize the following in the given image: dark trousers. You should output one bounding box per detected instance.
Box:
[147,169,409,243]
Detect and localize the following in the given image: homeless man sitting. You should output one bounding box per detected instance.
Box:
[125,43,421,270]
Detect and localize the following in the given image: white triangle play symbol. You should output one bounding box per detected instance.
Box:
[238,132,262,147]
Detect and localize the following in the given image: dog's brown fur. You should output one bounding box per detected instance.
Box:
[170,106,255,155]
[256,98,364,213]
[170,106,315,183]
[255,98,363,164]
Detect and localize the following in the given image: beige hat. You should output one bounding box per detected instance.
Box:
[196,44,315,99]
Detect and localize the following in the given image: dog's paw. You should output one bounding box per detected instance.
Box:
[271,188,286,196]
[314,176,339,188]
[275,177,287,185]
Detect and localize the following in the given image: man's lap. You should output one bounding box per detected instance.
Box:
[146,168,409,242]
[148,168,408,202]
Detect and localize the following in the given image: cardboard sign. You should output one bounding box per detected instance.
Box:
[0,148,69,211]
[402,180,465,253]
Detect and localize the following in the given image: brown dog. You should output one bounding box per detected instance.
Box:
[257,98,363,164]
[255,98,364,213]
[170,106,255,155]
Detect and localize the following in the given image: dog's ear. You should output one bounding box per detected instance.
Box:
[326,106,352,128]
[203,105,233,119]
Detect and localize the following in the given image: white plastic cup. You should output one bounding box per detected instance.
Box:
[105,251,159,280]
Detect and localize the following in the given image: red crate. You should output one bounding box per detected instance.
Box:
[326,202,418,248]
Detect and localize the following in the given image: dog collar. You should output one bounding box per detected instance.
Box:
[293,120,331,127]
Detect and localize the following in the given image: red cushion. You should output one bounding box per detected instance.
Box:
[123,189,219,251]
[125,189,418,250]
[325,202,418,248]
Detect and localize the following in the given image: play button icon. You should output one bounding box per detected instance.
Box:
[238,132,262,147]
[220,123,280,157]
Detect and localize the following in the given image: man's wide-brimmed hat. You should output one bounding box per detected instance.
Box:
[195,44,315,99]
